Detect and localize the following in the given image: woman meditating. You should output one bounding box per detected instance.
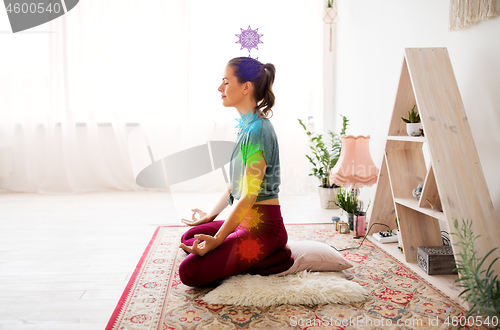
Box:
[178,57,293,287]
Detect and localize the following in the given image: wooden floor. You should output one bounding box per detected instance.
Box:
[0,191,464,329]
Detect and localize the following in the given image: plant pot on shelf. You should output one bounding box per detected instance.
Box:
[406,123,423,136]
[318,186,340,209]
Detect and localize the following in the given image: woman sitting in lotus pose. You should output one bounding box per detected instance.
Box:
[178,56,292,287]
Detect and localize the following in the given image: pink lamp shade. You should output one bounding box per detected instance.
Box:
[330,135,379,188]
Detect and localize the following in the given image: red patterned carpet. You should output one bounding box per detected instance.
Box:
[106,223,488,330]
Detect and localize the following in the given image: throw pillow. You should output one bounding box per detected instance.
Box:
[271,240,353,276]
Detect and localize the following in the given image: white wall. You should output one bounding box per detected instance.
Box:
[332,0,500,222]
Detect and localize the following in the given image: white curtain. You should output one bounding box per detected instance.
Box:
[0,0,324,194]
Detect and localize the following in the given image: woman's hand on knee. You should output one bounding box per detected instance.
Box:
[181,208,213,226]
[179,234,222,256]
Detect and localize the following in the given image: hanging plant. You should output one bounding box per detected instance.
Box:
[323,0,338,52]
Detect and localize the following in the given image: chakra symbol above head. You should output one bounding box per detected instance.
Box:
[235,26,264,53]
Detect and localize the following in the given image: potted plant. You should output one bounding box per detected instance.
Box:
[333,187,358,229]
[452,219,500,329]
[298,115,349,209]
[401,104,422,136]
[323,1,338,52]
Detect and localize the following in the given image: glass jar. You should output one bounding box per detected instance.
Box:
[339,221,350,234]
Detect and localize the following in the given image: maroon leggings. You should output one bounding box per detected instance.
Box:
[179,205,289,287]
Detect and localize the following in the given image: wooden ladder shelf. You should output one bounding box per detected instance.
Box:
[368,48,500,277]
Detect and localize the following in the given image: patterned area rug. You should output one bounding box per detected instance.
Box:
[106,224,488,330]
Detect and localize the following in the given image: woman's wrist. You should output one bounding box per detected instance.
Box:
[213,233,226,246]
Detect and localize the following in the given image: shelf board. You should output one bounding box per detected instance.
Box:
[387,136,426,143]
[394,197,446,221]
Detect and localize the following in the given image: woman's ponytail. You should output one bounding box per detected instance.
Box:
[256,63,276,118]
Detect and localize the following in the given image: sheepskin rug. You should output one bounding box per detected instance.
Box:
[201,270,369,306]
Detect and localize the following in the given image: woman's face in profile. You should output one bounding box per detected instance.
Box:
[218,65,246,108]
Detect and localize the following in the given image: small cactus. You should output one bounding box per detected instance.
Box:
[401,105,421,123]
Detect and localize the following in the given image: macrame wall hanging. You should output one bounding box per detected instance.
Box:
[323,0,339,52]
[449,0,500,30]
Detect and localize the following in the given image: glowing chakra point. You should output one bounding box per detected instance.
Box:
[241,208,264,230]
[235,205,251,225]
[244,174,262,197]
[237,237,264,262]
[235,26,264,53]
[235,111,257,130]
[235,55,262,81]
[235,112,263,135]
[246,150,264,168]
[235,142,263,166]
[234,173,262,197]
[245,119,263,136]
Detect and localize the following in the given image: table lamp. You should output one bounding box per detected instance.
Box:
[330,135,378,188]
[330,135,379,236]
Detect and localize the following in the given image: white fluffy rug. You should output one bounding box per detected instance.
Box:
[201,271,369,307]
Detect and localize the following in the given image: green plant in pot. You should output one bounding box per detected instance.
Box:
[333,187,358,230]
[401,104,422,137]
[298,115,349,209]
[452,219,500,329]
